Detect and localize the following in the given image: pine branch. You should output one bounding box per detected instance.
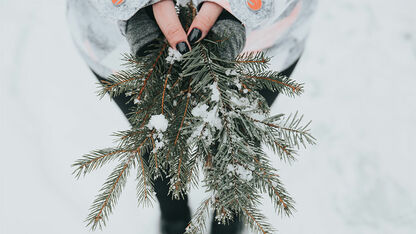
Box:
[235,51,270,72]
[73,4,316,234]
[185,197,213,234]
[137,44,168,102]
[242,207,276,234]
[72,148,132,178]
[243,72,304,97]
[86,155,135,230]
[135,136,155,207]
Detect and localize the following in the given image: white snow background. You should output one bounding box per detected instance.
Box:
[1,0,416,233]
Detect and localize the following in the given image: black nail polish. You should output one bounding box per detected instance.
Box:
[188,28,202,44]
[176,41,190,54]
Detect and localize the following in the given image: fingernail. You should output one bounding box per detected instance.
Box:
[176,41,190,54]
[188,28,202,44]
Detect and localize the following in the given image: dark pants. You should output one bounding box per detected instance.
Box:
[90,58,299,233]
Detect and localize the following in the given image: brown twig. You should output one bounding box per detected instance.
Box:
[242,208,267,234]
[136,44,167,101]
[137,137,150,199]
[174,86,191,145]
[94,156,134,222]
[161,64,173,114]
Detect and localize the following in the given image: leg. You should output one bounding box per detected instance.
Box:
[91,70,191,233]
[210,58,300,234]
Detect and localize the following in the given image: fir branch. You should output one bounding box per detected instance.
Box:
[185,197,213,234]
[247,151,295,215]
[175,85,192,145]
[136,43,168,102]
[235,51,270,72]
[161,63,173,114]
[72,148,132,178]
[243,72,304,97]
[135,139,155,207]
[242,207,275,234]
[74,5,316,234]
[86,155,135,230]
[245,112,316,148]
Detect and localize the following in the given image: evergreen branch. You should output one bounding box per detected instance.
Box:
[161,63,173,114]
[135,136,155,206]
[243,208,266,234]
[235,51,270,72]
[120,130,145,140]
[175,150,184,191]
[150,134,158,168]
[105,75,140,93]
[86,155,135,230]
[175,85,191,145]
[186,146,200,189]
[185,198,212,234]
[74,5,315,233]
[248,153,294,215]
[243,73,303,96]
[136,43,167,102]
[137,137,149,200]
[241,207,275,234]
[245,112,315,148]
[72,149,131,178]
[273,140,297,163]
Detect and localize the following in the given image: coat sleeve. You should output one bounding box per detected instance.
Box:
[89,0,290,30]
[88,0,164,20]
[196,0,291,31]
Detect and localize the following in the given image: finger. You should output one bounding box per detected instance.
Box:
[187,2,223,45]
[152,0,190,54]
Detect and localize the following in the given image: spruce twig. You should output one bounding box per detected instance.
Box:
[73,4,316,233]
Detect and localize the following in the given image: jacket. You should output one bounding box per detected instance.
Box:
[66,0,317,78]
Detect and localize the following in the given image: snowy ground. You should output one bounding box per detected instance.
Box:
[1,0,416,234]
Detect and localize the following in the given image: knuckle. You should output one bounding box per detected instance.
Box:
[197,14,214,29]
[165,25,182,38]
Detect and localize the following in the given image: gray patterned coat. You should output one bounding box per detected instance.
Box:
[67,0,317,78]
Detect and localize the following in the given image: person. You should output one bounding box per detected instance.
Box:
[66,0,317,233]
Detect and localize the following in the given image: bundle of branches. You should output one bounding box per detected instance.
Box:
[72,4,315,234]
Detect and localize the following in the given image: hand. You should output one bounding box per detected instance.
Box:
[126,0,246,59]
[152,0,223,54]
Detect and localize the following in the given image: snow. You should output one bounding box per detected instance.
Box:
[186,123,205,144]
[209,81,220,102]
[165,47,182,64]
[233,78,242,90]
[191,104,222,130]
[153,139,165,153]
[230,96,250,106]
[175,0,189,7]
[225,69,238,76]
[226,164,253,181]
[146,114,169,132]
[2,1,416,234]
